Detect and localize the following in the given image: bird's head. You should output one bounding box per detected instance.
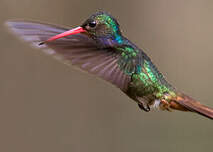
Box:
[81,12,122,41]
[41,12,123,45]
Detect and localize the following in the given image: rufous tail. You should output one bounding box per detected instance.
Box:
[169,93,213,120]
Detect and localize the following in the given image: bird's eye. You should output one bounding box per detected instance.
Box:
[88,21,96,28]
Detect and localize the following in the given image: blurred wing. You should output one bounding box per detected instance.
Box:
[5,20,130,91]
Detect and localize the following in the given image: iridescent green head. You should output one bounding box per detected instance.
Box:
[81,12,123,43]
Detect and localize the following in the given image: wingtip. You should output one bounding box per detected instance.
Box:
[4,20,17,34]
[4,20,22,31]
[4,19,17,26]
[4,20,13,28]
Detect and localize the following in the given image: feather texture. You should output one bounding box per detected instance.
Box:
[172,93,213,119]
[5,20,130,91]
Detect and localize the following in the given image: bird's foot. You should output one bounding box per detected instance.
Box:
[138,103,150,112]
[160,99,172,111]
[135,96,151,112]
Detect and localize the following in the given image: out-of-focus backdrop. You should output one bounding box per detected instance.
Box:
[1,0,213,152]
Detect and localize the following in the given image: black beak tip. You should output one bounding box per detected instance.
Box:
[39,41,45,45]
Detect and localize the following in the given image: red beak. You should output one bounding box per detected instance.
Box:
[39,26,86,45]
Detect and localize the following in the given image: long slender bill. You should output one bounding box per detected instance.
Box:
[39,26,86,45]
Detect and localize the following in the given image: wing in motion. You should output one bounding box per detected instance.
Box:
[5,20,130,91]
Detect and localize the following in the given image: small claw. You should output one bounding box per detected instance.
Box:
[138,103,150,112]
[160,99,172,111]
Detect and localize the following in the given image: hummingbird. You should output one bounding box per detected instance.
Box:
[5,11,213,119]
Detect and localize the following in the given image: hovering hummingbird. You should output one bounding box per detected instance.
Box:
[5,11,213,119]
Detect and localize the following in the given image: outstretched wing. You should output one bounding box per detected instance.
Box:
[5,20,130,91]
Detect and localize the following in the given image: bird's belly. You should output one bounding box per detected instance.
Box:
[127,74,159,99]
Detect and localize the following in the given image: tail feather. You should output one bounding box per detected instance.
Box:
[171,93,213,120]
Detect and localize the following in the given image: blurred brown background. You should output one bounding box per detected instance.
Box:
[1,0,213,152]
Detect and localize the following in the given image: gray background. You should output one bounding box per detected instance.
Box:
[1,0,213,152]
